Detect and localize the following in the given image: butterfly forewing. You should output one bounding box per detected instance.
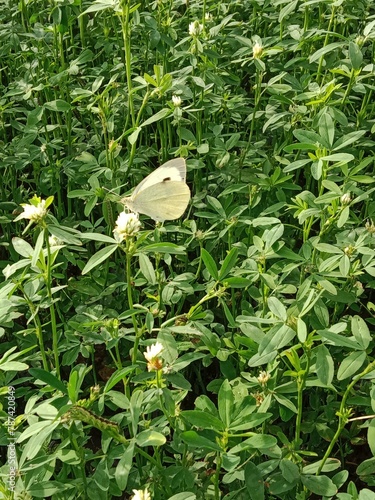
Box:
[131,158,186,197]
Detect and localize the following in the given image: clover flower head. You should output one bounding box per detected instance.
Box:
[253,40,263,58]
[144,342,164,371]
[131,488,151,500]
[189,20,203,36]
[257,371,271,386]
[172,95,182,107]
[340,193,351,205]
[113,212,141,241]
[15,196,48,223]
[48,235,64,247]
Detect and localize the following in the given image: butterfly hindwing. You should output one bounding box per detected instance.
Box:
[130,181,190,221]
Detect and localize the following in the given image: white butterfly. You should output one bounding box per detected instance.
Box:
[121,158,191,221]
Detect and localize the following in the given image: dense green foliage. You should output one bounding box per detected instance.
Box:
[1,0,375,498]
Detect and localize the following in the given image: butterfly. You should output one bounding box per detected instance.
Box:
[121,158,190,221]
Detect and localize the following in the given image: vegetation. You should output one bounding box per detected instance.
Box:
[0,0,375,498]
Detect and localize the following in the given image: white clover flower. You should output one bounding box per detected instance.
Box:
[14,196,48,223]
[113,212,141,241]
[205,12,213,22]
[172,95,182,107]
[48,235,64,247]
[144,342,163,362]
[340,193,351,205]
[189,20,203,37]
[144,342,164,371]
[132,488,151,500]
[253,40,263,59]
[257,371,271,386]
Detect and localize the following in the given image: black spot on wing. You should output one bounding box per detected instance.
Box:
[162,177,172,182]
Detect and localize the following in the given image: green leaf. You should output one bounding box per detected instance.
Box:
[319,153,354,163]
[268,472,297,495]
[224,277,252,288]
[349,41,363,70]
[297,317,307,343]
[356,457,375,476]
[280,459,300,483]
[230,412,272,432]
[309,42,345,63]
[81,233,117,244]
[230,434,277,453]
[141,108,171,127]
[351,316,371,349]
[319,113,335,148]
[81,244,118,274]
[136,430,166,447]
[80,0,120,16]
[314,243,342,254]
[12,237,33,258]
[218,379,233,428]
[103,366,137,393]
[28,481,74,497]
[337,351,366,380]
[25,422,60,460]
[318,330,362,350]
[207,195,227,218]
[267,297,287,321]
[130,390,143,435]
[44,99,71,112]
[244,462,264,500]
[302,458,341,474]
[248,350,278,367]
[29,368,67,394]
[300,474,337,496]
[0,361,29,371]
[180,431,222,451]
[337,206,350,228]
[273,394,297,413]
[368,420,375,457]
[201,248,219,280]
[167,494,197,500]
[181,410,224,431]
[315,344,334,386]
[140,243,186,255]
[219,247,238,280]
[259,324,295,355]
[68,370,78,404]
[115,441,134,491]
[139,253,156,285]
[333,130,366,151]
[278,0,298,22]
[158,330,178,365]
[128,126,141,145]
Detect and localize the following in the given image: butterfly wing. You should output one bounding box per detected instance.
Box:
[131,158,186,197]
[128,181,190,221]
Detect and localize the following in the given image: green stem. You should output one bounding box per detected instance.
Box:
[45,232,60,378]
[295,348,311,444]
[316,5,336,84]
[19,284,49,372]
[124,240,140,364]
[121,0,135,128]
[317,359,375,474]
